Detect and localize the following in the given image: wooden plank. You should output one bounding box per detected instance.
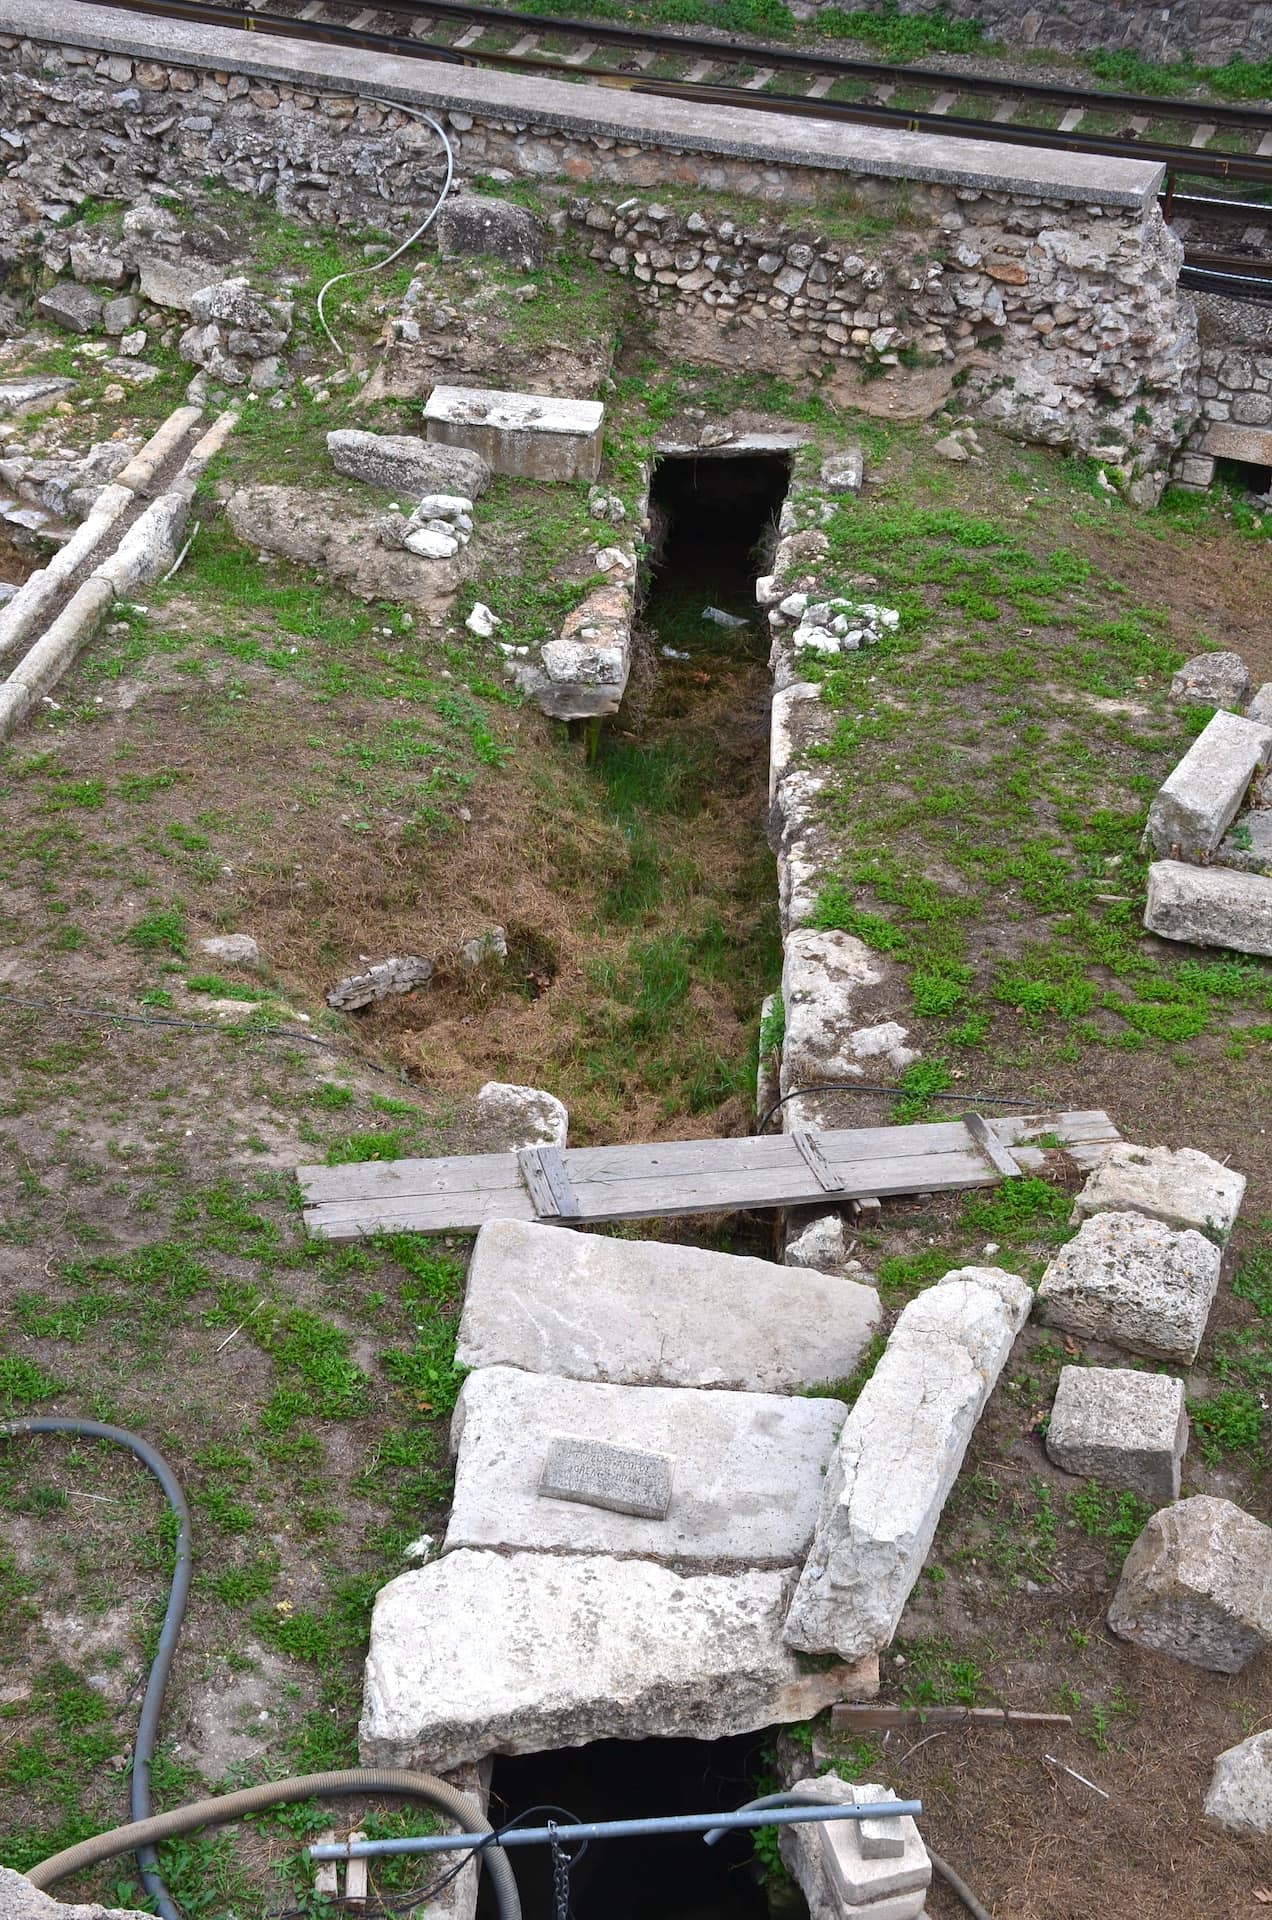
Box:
[832,1705,1072,1732]
[791,1129,848,1194]
[345,1834,368,1905]
[963,1111,1022,1179]
[313,1833,338,1900]
[517,1146,580,1220]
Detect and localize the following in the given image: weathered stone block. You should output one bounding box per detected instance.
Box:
[783,1267,1032,1659]
[360,1551,877,1770]
[1038,1212,1221,1364]
[1108,1496,1272,1673]
[1146,711,1272,860]
[0,1869,149,1920]
[475,1080,568,1151]
[778,1776,930,1920]
[539,1433,673,1520]
[1071,1143,1246,1243]
[1205,1729,1272,1835]
[1045,1365,1187,1505]
[780,930,887,1097]
[1145,860,1272,959]
[1201,421,1272,466]
[820,447,863,492]
[457,1220,880,1393]
[436,194,544,271]
[1248,683,1272,728]
[36,281,104,332]
[446,1365,845,1565]
[424,385,604,483]
[1169,650,1251,711]
[328,428,490,499]
[325,954,433,1010]
[198,933,260,970]
[1219,809,1272,875]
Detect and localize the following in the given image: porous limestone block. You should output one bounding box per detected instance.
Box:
[1108,1496,1272,1673]
[359,1551,878,1770]
[1169,651,1251,711]
[1146,710,1272,860]
[444,1365,846,1566]
[783,1268,1032,1659]
[1045,1365,1187,1506]
[1037,1212,1221,1364]
[327,427,490,499]
[1204,1729,1272,1835]
[778,1776,930,1920]
[1071,1143,1246,1243]
[1219,809,1272,875]
[1145,859,1272,958]
[780,930,888,1093]
[457,1219,880,1393]
[0,1868,150,1920]
[435,195,544,272]
[424,385,604,483]
[1248,683,1272,728]
[474,1080,568,1151]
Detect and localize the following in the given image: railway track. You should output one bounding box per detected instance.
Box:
[73,0,1272,298]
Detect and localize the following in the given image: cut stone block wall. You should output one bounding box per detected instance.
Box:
[803,0,1272,64]
[0,0,1197,483]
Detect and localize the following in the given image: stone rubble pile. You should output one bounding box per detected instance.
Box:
[379,492,474,561]
[1143,654,1272,955]
[770,593,900,657]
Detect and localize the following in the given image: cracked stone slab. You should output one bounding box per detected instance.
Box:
[1071,1143,1245,1244]
[457,1219,880,1393]
[1108,1495,1272,1673]
[1037,1211,1221,1364]
[445,1364,847,1566]
[360,1550,877,1769]
[783,1267,1032,1660]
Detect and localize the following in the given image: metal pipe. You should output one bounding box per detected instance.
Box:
[309,1800,922,1861]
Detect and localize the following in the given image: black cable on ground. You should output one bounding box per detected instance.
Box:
[1,1419,192,1920]
[757,1080,1054,1135]
[928,1845,994,1920]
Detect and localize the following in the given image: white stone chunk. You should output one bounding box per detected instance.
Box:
[778,1776,930,1920]
[424,385,604,482]
[359,1551,877,1770]
[1045,1365,1187,1505]
[780,931,888,1094]
[1145,859,1272,959]
[1071,1143,1245,1243]
[445,1366,846,1566]
[198,933,260,970]
[1205,1729,1272,1835]
[1037,1212,1221,1364]
[1108,1495,1272,1673]
[783,1267,1032,1659]
[474,1081,567,1150]
[1146,710,1272,859]
[0,1867,150,1920]
[457,1220,880,1393]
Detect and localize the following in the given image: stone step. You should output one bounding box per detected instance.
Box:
[360,1550,877,1770]
[456,1218,881,1393]
[445,1365,848,1568]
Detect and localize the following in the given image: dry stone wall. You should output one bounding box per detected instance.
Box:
[799,0,1272,65]
[0,26,1197,483]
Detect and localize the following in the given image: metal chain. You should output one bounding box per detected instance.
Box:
[548,1820,570,1920]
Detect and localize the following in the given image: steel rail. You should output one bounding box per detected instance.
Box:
[76,0,1272,188]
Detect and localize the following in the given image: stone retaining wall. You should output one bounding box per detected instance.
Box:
[1174,336,1272,489]
[802,0,1272,65]
[0,10,1197,484]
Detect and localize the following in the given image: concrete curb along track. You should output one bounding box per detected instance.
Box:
[0,405,237,738]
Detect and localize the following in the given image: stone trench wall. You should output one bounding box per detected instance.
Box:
[797,0,1272,65]
[0,36,1197,486]
[1174,338,1272,489]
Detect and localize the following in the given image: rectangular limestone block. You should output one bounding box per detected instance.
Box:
[1146,711,1272,860]
[359,1551,878,1770]
[779,1775,930,1920]
[783,1267,1032,1660]
[424,384,604,482]
[1202,420,1272,466]
[539,1433,673,1520]
[1037,1212,1221,1364]
[457,1219,880,1393]
[1072,1143,1246,1244]
[1045,1364,1188,1505]
[446,1366,846,1566]
[1145,859,1272,959]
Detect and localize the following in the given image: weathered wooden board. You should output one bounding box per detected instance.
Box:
[298,1110,1118,1242]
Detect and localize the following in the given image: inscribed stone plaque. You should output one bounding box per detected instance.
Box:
[539,1433,673,1519]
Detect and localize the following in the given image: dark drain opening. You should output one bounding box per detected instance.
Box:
[1215,454,1272,500]
[481,1733,805,1919]
[645,452,792,650]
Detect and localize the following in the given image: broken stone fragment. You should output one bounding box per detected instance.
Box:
[475,1079,567,1151]
[102,293,140,336]
[1037,1211,1221,1364]
[435,194,545,273]
[1108,1495,1272,1672]
[783,1266,1032,1660]
[1071,1142,1245,1243]
[1144,858,1272,958]
[403,525,459,559]
[325,954,433,1011]
[1170,650,1251,711]
[36,281,105,333]
[198,933,260,970]
[0,1866,150,1920]
[466,601,500,639]
[457,926,507,970]
[1204,1728,1272,1834]
[328,428,490,500]
[1045,1364,1187,1505]
[820,447,863,493]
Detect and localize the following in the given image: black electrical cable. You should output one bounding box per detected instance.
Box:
[1,1419,192,1920]
[757,1080,1054,1135]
